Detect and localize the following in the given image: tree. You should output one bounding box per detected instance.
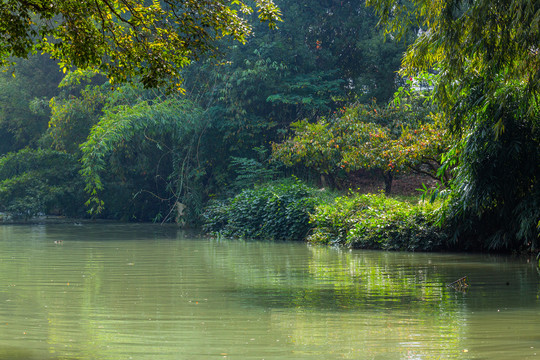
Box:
[272,101,449,193]
[0,0,281,89]
[368,0,539,130]
[368,0,540,249]
[176,0,409,192]
[80,97,213,223]
[44,75,159,153]
[444,86,540,251]
[0,148,85,218]
[185,0,409,114]
[46,86,108,154]
[0,54,63,154]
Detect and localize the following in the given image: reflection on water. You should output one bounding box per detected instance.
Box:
[0,223,539,359]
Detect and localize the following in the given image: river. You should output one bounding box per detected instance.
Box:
[0,223,539,359]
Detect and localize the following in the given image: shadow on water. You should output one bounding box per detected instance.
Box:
[0,347,77,360]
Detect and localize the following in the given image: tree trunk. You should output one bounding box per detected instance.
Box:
[320,174,328,188]
[320,174,336,189]
[383,171,393,194]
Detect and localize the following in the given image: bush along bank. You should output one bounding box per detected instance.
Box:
[308,193,447,251]
[203,179,318,241]
[203,179,448,251]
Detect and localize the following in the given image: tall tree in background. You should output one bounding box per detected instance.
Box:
[296,0,408,103]
[174,0,410,197]
[181,0,409,157]
[0,54,63,154]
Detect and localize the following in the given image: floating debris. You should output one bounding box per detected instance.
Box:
[447,276,469,292]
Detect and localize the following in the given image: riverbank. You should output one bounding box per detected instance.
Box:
[203,178,449,252]
[0,213,109,226]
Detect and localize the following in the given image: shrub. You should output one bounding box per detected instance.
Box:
[0,148,85,218]
[203,179,317,241]
[308,193,447,251]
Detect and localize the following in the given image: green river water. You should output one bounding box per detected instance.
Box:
[0,223,539,359]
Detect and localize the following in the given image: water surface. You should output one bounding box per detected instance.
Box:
[0,223,539,359]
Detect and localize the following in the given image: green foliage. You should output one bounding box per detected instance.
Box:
[272,100,449,191]
[443,86,540,251]
[180,0,409,160]
[0,148,85,218]
[44,80,159,153]
[80,97,208,222]
[369,0,540,252]
[368,0,540,127]
[266,0,409,103]
[0,0,281,90]
[203,179,317,240]
[0,55,63,154]
[46,88,105,153]
[308,193,446,251]
[229,147,277,192]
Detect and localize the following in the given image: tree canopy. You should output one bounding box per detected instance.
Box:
[368,0,540,131]
[272,99,448,192]
[0,0,281,89]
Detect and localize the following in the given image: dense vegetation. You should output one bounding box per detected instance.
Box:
[203,179,317,241]
[0,0,281,90]
[308,193,446,251]
[0,0,538,254]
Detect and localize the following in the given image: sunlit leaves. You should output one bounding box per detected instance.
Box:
[367,0,540,129]
[0,0,281,91]
[272,102,450,187]
[308,192,446,250]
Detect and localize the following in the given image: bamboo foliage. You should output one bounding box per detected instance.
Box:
[80,98,204,216]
